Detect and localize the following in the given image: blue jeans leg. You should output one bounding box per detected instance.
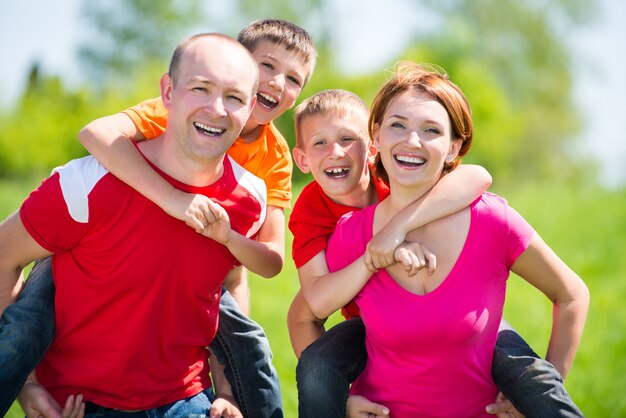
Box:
[209,288,283,418]
[0,257,56,416]
[492,321,584,417]
[296,317,367,418]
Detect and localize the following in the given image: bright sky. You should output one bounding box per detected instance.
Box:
[1,0,624,187]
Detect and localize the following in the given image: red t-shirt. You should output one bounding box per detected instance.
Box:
[20,154,266,410]
[288,173,389,319]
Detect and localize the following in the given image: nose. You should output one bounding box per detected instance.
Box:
[204,97,227,118]
[330,142,346,158]
[407,131,422,147]
[268,74,285,92]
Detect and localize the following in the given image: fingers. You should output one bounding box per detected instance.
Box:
[61,394,84,418]
[423,246,437,275]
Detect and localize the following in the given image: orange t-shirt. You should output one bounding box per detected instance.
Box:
[123,97,293,208]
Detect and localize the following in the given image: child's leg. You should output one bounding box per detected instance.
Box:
[0,257,56,416]
[492,320,584,418]
[296,317,367,418]
[209,288,283,418]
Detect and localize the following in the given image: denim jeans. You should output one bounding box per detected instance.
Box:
[0,258,55,417]
[295,317,583,418]
[492,323,584,417]
[296,317,367,418]
[209,288,283,418]
[0,258,283,418]
[83,388,215,417]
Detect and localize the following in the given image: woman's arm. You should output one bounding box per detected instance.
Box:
[365,164,491,270]
[511,233,590,379]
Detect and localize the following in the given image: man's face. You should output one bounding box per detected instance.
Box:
[163,37,258,164]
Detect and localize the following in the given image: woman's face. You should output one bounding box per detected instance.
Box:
[374,89,461,190]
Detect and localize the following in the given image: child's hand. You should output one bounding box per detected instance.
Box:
[393,241,437,276]
[346,395,390,418]
[199,200,233,245]
[209,393,243,418]
[365,223,406,271]
[164,189,219,233]
[485,391,525,417]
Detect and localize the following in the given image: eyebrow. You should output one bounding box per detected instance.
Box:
[388,114,443,126]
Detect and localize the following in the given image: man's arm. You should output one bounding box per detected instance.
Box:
[365,164,491,270]
[208,350,243,418]
[0,212,52,314]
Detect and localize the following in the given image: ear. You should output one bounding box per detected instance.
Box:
[369,124,380,165]
[160,73,174,110]
[447,139,462,162]
[292,146,311,174]
[367,139,378,165]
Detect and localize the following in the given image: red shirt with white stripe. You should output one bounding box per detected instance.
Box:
[20,153,266,410]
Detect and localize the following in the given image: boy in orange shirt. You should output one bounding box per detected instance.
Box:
[9,20,317,418]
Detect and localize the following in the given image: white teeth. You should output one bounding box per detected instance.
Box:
[325,167,348,174]
[395,155,425,164]
[194,122,224,135]
[259,92,277,103]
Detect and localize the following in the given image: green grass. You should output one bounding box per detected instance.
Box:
[3,178,626,417]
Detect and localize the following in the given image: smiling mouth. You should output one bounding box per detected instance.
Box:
[324,167,350,179]
[394,155,425,168]
[194,122,225,137]
[257,92,278,110]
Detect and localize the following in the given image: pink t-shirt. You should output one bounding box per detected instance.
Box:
[326,193,534,418]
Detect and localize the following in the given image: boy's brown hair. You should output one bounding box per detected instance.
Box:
[294,89,370,148]
[237,18,317,85]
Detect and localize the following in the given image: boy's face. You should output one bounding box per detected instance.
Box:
[294,111,375,204]
[249,40,311,125]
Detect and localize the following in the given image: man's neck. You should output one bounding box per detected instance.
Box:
[137,135,225,187]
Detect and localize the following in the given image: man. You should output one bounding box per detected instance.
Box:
[0,33,265,417]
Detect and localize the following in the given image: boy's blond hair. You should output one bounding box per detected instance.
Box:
[237,18,317,85]
[294,89,370,148]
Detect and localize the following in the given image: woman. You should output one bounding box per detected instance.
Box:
[306,62,589,417]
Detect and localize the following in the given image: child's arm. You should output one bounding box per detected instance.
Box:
[301,240,434,319]
[78,113,213,232]
[287,288,327,357]
[201,202,284,278]
[365,164,491,270]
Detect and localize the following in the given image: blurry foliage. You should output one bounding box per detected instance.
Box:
[0,0,603,189]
